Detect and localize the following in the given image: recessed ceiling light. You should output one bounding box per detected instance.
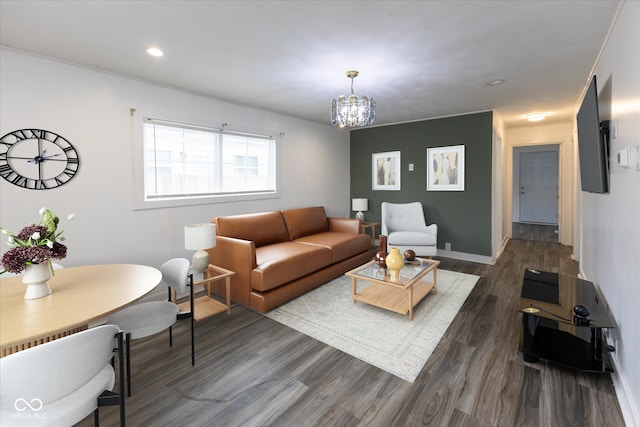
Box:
[485,79,505,86]
[147,47,164,57]
[527,113,548,122]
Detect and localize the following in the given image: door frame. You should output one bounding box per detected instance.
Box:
[508,142,566,243]
[516,147,559,224]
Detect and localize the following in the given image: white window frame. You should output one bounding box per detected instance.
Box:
[132,112,280,210]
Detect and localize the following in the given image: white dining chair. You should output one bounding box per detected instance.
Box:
[106,258,194,396]
[0,324,125,426]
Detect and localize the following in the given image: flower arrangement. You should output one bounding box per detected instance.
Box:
[1,207,75,275]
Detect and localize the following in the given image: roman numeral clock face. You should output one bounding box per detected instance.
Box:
[0,129,80,190]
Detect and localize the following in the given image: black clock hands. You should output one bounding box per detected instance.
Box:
[9,154,64,161]
[27,148,62,164]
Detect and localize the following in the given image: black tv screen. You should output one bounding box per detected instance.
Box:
[576,75,609,193]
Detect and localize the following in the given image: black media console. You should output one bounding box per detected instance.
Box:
[520,269,615,372]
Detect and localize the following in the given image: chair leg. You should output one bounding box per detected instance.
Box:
[116,331,126,426]
[190,273,195,366]
[169,325,173,347]
[96,333,126,425]
[126,332,132,397]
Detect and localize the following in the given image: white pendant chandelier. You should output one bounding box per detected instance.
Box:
[330,70,376,128]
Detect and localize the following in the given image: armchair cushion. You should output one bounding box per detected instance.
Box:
[387,228,437,246]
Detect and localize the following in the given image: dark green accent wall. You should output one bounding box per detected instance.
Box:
[350,111,493,256]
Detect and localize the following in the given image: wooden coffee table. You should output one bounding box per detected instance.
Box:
[345,258,440,320]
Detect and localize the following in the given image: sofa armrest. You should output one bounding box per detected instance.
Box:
[328,217,361,234]
[207,235,256,306]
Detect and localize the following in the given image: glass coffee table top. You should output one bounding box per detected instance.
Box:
[348,258,438,286]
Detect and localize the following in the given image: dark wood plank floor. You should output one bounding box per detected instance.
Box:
[79,239,625,426]
[512,222,559,243]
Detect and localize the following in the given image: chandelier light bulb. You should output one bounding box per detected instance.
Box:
[330,70,375,128]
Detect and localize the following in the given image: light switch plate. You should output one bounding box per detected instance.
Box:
[617,148,630,167]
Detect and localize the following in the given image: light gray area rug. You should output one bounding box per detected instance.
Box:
[265,269,480,383]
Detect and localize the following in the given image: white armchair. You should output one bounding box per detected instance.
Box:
[381,202,438,257]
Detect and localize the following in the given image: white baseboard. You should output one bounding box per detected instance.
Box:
[493,236,510,261]
[436,248,494,265]
[579,272,639,427]
[609,350,640,427]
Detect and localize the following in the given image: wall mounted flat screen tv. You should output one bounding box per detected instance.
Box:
[576,75,609,194]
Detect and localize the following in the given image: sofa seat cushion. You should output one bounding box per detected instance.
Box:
[388,231,437,246]
[252,242,331,292]
[295,232,371,263]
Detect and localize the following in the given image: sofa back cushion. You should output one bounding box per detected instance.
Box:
[215,211,289,247]
[282,207,329,240]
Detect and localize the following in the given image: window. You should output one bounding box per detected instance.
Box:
[141,119,276,205]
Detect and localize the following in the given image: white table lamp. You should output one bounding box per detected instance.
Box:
[352,198,368,222]
[184,223,216,273]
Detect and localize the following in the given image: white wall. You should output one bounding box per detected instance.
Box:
[0,49,350,270]
[505,122,574,245]
[579,2,640,425]
[492,110,506,258]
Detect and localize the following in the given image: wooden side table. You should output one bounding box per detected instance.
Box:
[360,222,378,247]
[177,264,235,321]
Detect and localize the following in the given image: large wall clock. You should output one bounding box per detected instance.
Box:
[0,129,80,190]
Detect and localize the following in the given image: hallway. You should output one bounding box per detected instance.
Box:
[512,222,559,243]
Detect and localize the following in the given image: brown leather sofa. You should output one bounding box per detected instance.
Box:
[206,206,372,312]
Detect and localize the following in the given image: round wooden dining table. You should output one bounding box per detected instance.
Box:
[0,264,162,357]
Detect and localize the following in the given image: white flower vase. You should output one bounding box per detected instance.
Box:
[22,263,53,300]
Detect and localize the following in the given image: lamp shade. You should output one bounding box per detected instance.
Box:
[184,223,216,250]
[352,198,368,212]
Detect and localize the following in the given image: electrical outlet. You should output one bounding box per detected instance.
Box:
[605,331,617,353]
[445,242,452,251]
[408,163,414,171]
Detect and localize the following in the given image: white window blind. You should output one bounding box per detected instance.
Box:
[143,119,276,201]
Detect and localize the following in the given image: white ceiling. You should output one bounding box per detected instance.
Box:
[0,1,621,128]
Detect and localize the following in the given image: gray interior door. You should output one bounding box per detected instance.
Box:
[519,151,558,224]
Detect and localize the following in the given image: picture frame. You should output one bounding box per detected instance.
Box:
[372,151,401,190]
[427,145,465,191]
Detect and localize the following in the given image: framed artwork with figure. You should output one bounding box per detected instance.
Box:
[427,145,465,191]
[372,151,401,190]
